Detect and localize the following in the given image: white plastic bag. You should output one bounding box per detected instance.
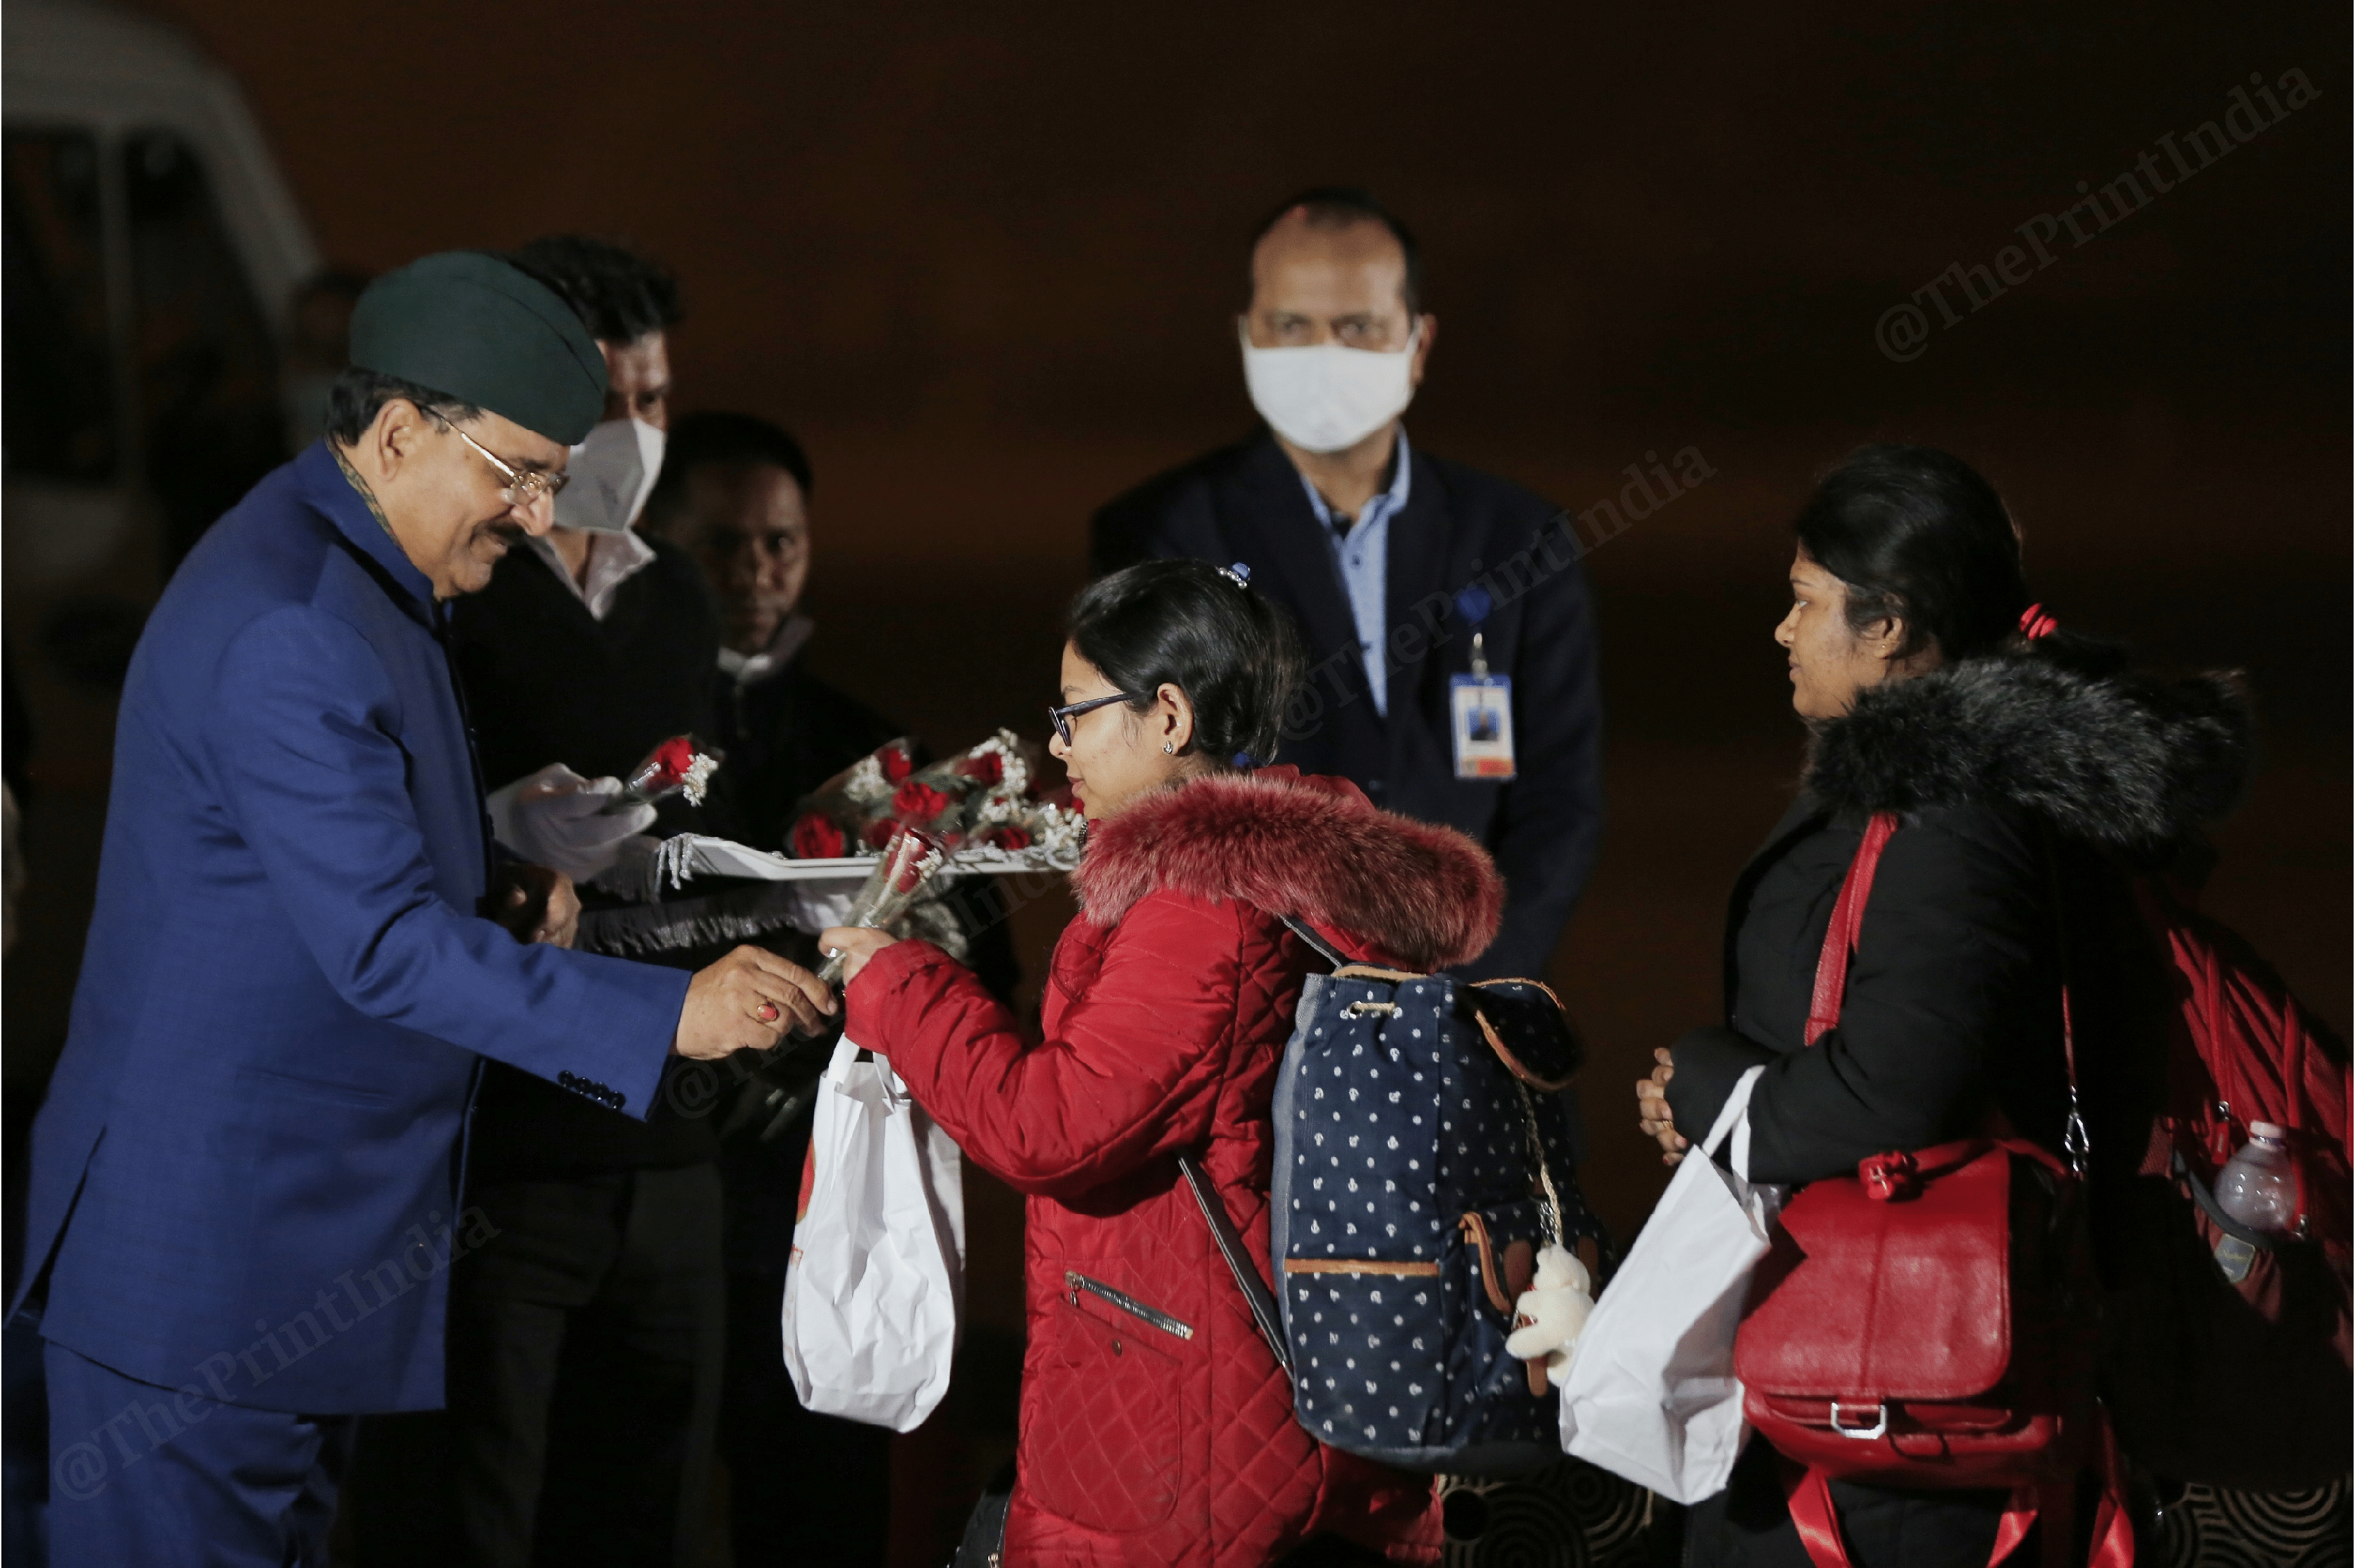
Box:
[780,1036,966,1432]
[1559,1065,1782,1503]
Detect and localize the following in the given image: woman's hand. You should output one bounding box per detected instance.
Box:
[818,926,900,987]
[1636,1046,1689,1167]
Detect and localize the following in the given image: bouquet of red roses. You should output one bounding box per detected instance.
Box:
[785,730,1082,866]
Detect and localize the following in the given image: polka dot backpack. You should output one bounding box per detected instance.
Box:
[1262,920,1609,1474]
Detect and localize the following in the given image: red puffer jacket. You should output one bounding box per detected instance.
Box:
[847,769,1504,1567]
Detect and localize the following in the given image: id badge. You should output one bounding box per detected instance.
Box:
[1449,674,1517,780]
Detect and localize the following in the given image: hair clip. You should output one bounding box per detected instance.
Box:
[1219,562,1251,589]
[1231,750,1257,769]
[2018,603,2059,641]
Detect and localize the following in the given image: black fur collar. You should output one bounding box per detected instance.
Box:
[1805,656,2253,851]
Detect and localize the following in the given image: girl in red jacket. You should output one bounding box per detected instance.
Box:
[824,559,1504,1567]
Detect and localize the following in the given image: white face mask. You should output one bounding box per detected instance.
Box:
[552,417,667,533]
[1239,320,1421,454]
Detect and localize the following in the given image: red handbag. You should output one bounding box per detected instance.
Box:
[1731,812,2132,1568]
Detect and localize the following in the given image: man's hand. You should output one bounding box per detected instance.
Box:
[817,926,900,987]
[1636,1046,1688,1167]
[487,763,656,882]
[676,946,836,1060]
[491,862,579,948]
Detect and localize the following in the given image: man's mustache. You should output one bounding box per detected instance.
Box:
[481,519,528,547]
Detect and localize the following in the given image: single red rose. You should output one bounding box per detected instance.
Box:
[892,780,954,824]
[860,818,899,850]
[952,752,1004,785]
[985,825,1031,851]
[880,744,915,784]
[790,813,848,859]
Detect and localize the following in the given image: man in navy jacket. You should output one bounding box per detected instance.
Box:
[10,252,830,1565]
[1092,190,1603,980]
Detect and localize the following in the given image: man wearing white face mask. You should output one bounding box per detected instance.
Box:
[1092,188,1604,985]
[360,237,738,1567]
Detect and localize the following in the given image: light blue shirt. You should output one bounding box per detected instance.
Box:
[1296,429,1412,719]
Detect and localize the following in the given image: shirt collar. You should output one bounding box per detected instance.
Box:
[524,526,658,621]
[717,613,816,686]
[302,440,437,616]
[1297,427,1412,535]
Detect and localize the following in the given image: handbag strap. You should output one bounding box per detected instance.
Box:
[1805,814,2091,1172]
[1805,812,1899,1044]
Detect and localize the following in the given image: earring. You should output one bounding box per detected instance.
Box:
[1163,741,1175,754]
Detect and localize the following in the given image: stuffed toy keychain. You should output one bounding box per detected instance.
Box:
[1506,1243,1596,1387]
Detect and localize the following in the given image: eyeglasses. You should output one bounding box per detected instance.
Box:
[1047,691,1143,746]
[429,412,569,508]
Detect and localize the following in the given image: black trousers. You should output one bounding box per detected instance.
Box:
[1684,1435,2024,1568]
[717,1270,892,1567]
[350,1164,726,1568]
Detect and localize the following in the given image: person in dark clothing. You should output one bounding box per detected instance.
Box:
[349,237,724,1568]
[1640,445,2251,1567]
[1089,188,1604,982]
[639,410,900,1568]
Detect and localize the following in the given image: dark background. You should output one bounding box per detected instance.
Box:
[6,2,2347,1560]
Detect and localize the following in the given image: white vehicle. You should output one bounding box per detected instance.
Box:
[3,2,322,1046]
[5,0,319,605]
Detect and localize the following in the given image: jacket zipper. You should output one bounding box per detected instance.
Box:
[1064,1270,1194,1341]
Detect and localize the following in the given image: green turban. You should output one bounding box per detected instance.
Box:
[348,252,607,445]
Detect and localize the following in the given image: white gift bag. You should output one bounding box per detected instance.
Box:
[1559,1065,1781,1503]
[780,1036,966,1433]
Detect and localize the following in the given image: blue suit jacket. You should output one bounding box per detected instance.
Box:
[12,444,691,1412]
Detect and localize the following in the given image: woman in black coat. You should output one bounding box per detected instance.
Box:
[1640,445,2248,1567]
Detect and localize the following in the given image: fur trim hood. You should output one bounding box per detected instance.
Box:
[1806,655,2253,852]
[1071,769,1504,972]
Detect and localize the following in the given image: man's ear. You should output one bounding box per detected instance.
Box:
[1409,313,1438,386]
[364,398,429,482]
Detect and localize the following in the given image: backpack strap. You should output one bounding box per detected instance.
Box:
[1278,912,1348,970]
[1176,1153,1291,1374]
[1179,913,1367,1375]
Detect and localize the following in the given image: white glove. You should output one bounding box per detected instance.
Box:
[1504,1243,1595,1380]
[485,763,658,883]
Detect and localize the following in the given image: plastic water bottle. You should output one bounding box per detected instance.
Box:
[2213,1121,2297,1235]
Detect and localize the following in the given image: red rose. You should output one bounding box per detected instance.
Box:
[790,813,848,859]
[985,825,1031,851]
[892,780,954,824]
[880,744,915,784]
[952,752,1004,785]
[861,818,899,850]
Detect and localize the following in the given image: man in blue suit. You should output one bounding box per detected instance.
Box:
[10,252,835,1566]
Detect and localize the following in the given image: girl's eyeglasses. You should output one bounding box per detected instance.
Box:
[1047,692,1143,746]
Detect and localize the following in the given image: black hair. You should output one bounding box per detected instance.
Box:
[1794,444,2120,673]
[640,411,814,530]
[322,366,479,445]
[1067,559,1307,770]
[1249,186,1423,314]
[510,235,683,345]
